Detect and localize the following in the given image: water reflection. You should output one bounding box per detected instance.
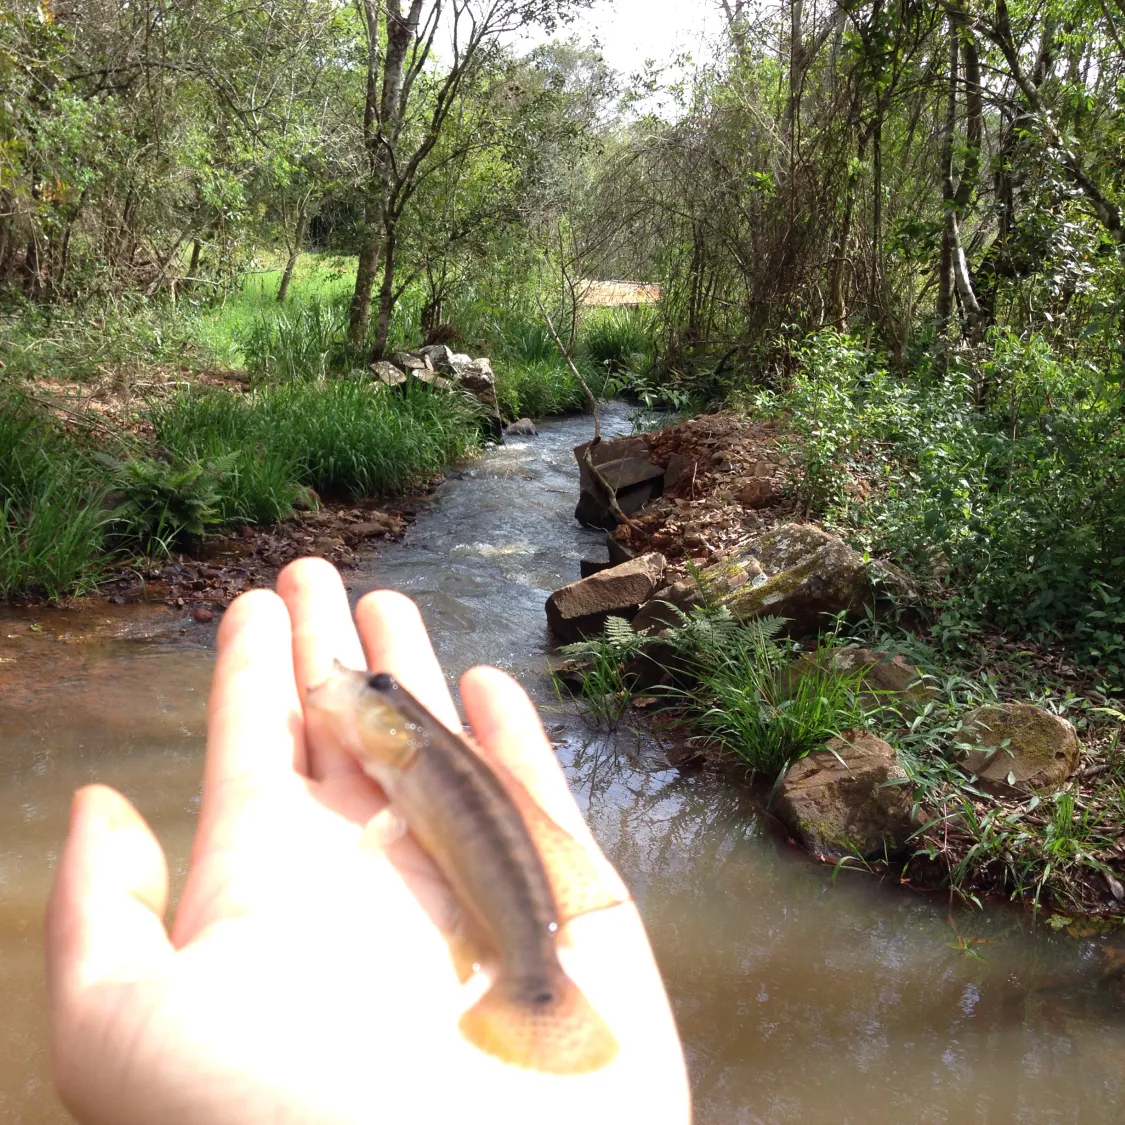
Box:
[2,406,1124,1122]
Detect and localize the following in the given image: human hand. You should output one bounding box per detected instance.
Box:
[46,557,690,1125]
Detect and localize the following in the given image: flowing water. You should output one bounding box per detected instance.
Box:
[3,406,1125,1123]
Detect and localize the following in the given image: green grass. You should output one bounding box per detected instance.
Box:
[0,252,668,600]
[0,370,480,601]
[580,305,660,373]
[186,255,360,367]
[663,609,874,784]
[0,393,109,599]
[494,358,587,418]
[559,602,874,783]
[555,615,650,726]
[151,376,480,501]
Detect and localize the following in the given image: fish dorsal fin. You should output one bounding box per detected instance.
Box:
[482,750,632,926]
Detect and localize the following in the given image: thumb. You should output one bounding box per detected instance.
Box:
[46,785,174,1006]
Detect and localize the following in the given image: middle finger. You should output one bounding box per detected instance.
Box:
[276,556,368,782]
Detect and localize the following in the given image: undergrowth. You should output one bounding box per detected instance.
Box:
[0,393,109,599]
[559,603,874,782]
[747,328,1125,688]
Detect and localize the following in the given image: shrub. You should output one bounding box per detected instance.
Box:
[662,607,873,783]
[561,601,872,782]
[763,328,1125,679]
[556,616,649,726]
[99,454,232,555]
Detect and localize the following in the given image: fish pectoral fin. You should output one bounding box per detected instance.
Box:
[446,905,495,984]
[360,806,409,853]
[486,756,632,925]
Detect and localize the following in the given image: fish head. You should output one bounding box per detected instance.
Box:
[305,661,422,776]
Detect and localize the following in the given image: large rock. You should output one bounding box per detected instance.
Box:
[959,703,1080,794]
[699,522,908,635]
[545,552,666,642]
[606,530,636,566]
[783,646,935,718]
[630,579,703,635]
[451,357,503,443]
[505,417,538,437]
[413,369,453,391]
[663,452,698,494]
[574,435,664,529]
[392,351,431,372]
[371,360,407,387]
[774,731,917,860]
[417,343,455,372]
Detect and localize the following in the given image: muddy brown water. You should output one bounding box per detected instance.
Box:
[3,406,1125,1123]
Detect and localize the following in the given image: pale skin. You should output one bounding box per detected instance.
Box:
[46,556,691,1125]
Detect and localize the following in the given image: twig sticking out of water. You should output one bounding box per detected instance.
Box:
[538,297,645,535]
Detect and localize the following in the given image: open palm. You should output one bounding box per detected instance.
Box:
[46,558,689,1125]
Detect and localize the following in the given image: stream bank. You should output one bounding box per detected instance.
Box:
[4,406,1125,1123]
[545,412,1125,918]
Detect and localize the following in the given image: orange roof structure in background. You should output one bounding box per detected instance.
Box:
[578,279,661,307]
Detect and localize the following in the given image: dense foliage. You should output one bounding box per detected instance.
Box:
[4,0,1125,685]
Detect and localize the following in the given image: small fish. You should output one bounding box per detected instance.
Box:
[306,664,621,1074]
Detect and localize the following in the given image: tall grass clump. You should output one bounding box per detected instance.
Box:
[0,393,108,599]
[239,297,359,381]
[580,306,660,373]
[663,606,873,783]
[262,378,479,496]
[151,377,480,503]
[494,358,587,419]
[561,601,872,781]
[555,615,649,726]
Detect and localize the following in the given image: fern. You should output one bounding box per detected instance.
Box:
[559,615,648,661]
[99,452,228,555]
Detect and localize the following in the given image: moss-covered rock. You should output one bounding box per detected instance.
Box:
[774,731,917,860]
[959,703,1079,794]
[782,646,936,718]
[699,522,909,635]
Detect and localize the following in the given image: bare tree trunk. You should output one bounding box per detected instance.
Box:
[372,228,397,359]
[348,0,383,344]
[870,115,883,319]
[145,218,193,297]
[0,206,9,281]
[277,199,309,304]
[24,233,42,298]
[832,172,856,331]
[937,25,958,339]
[349,213,381,343]
[939,19,981,343]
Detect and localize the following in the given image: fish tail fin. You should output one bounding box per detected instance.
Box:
[458,973,618,1075]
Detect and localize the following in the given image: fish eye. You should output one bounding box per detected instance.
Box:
[368,672,396,691]
[532,991,553,1006]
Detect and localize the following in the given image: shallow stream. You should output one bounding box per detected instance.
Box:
[3,406,1125,1122]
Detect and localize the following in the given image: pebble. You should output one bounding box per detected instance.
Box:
[193,608,215,624]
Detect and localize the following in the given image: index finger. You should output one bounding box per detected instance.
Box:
[174,589,305,942]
